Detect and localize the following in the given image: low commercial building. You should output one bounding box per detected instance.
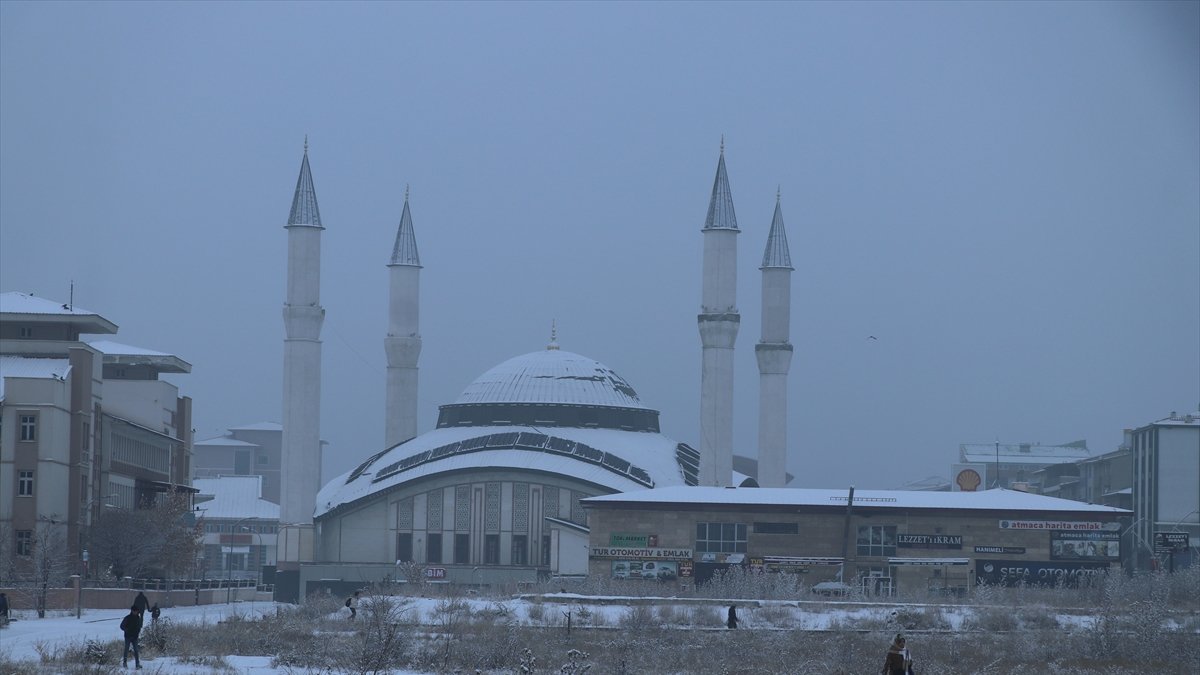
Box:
[582,486,1130,596]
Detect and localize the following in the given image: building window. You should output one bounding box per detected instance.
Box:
[696,522,747,553]
[18,471,34,496]
[856,525,897,557]
[454,534,470,564]
[20,415,37,442]
[484,534,500,565]
[258,455,269,466]
[426,533,443,564]
[16,530,32,556]
[396,533,413,562]
[753,522,798,535]
[511,535,528,565]
[19,326,33,338]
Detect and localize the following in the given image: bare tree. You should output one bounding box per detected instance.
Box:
[12,519,72,617]
[89,493,201,580]
[0,521,17,584]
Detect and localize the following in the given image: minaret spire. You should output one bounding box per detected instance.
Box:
[757,190,795,488]
[385,185,423,448]
[697,141,740,486]
[280,140,326,588]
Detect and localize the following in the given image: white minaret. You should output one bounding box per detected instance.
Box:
[279,140,324,568]
[384,186,421,448]
[698,139,740,487]
[756,190,794,488]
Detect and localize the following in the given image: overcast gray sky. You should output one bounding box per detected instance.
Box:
[2,1,1197,490]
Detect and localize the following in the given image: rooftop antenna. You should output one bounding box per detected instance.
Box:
[304,135,308,154]
[69,280,74,311]
[720,134,725,155]
[547,320,559,351]
[405,183,410,201]
[993,438,1000,489]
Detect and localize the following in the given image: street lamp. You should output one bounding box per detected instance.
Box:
[1120,517,1157,571]
[226,517,259,604]
[240,525,264,588]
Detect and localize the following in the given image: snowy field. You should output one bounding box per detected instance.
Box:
[0,591,1195,674]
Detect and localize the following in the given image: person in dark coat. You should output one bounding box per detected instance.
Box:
[150,603,160,622]
[120,604,143,669]
[0,592,9,626]
[132,591,149,614]
[881,634,911,675]
[726,604,739,629]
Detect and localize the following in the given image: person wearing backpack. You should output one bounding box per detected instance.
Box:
[346,591,359,620]
[119,604,143,669]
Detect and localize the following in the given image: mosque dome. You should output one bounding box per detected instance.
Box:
[436,348,660,432]
[316,347,697,520]
[453,349,646,408]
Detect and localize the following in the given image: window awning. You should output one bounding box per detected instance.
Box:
[762,556,844,566]
[888,557,970,566]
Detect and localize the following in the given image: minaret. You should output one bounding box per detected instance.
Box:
[384,186,421,448]
[698,139,740,487]
[279,139,324,574]
[756,189,794,488]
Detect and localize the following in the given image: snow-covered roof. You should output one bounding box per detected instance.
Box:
[0,291,118,334]
[192,476,279,520]
[0,356,72,401]
[1146,411,1200,427]
[451,349,650,410]
[316,424,690,519]
[960,442,1092,465]
[581,486,1131,514]
[86,339,192,374]
[194,435,259,448]
[229,421,283,432]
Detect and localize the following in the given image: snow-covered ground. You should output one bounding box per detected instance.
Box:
[0,601,433,674]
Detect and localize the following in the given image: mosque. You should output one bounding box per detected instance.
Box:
[274,141,795,599]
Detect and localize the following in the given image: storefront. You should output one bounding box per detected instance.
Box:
[581,485,1130,595]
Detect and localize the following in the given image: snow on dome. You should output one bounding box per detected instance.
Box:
[453,349,648,410]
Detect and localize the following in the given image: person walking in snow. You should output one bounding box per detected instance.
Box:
[881,633,911,675]
[120,604,144,669]
[132,591,149,615]
[346,590,360,620]
[0,592,9,626]
[726,604,739,629]
[150,603,160,622]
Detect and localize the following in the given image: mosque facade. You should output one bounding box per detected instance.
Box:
[276,143,793,598]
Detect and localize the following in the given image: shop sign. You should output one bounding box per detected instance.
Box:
[590,546,693,560]
[1154,532,1189,554]
[750,556,841,573]
[975,559,1108,587]
[610,560,680,581]
[610,533,657,548]
[897,534,962,549]
[999,520,1119,532]
[1050,531,1120,561]
[424,567,446,579]
[679,561,694,577]
[699,552,744,564]
[974,546,1025,554]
